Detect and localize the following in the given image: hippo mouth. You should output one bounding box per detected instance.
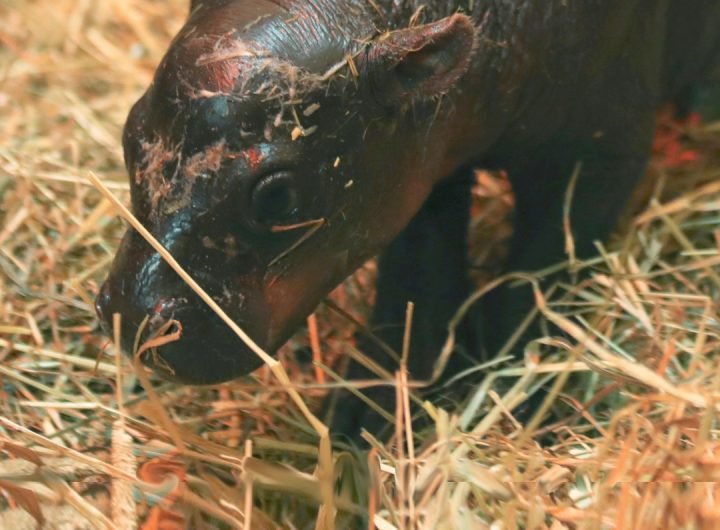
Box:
[96,283,269,385]
[141,306,267,385]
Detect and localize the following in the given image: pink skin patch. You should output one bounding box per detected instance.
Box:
[180,31,246,94]
[653,108,701,169]
[243,147,263,171]
[205,60,242,93]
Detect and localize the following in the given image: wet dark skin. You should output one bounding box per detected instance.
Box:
[96,0,720,438]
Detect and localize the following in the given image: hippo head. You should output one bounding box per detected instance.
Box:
[96,1,477,384]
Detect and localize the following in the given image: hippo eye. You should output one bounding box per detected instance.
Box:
[250,172,301,226]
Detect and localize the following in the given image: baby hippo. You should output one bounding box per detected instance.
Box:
[97,0,720,435]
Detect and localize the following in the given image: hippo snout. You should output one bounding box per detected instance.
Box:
[96,278,267,383]
[95,230,270,384]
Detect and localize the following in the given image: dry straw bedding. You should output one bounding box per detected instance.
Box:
[1,1,720,529]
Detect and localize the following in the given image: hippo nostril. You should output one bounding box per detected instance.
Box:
[147,297,179,335]
[151,297,178,319]
[95,282,112,322]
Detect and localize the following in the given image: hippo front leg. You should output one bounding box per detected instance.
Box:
[328,167,476,439]
[484,112,657,355]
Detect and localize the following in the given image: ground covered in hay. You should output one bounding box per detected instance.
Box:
[2,1,720,529]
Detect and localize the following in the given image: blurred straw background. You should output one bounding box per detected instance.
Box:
[2,1,720,528]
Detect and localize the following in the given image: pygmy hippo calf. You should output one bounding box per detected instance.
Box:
[96,0,720,435]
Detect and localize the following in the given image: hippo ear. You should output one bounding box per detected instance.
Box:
[366,14,477,103]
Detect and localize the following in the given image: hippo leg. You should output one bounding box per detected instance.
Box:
[484,113,657,359]
[328,167,476,439]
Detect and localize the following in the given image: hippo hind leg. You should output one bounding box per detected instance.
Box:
[482,106,658,423]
